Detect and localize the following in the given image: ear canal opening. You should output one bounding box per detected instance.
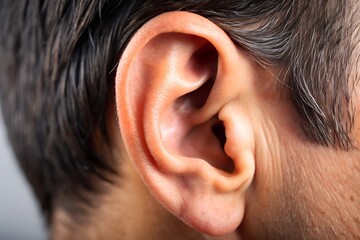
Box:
[212,120,235,173]
[211,121,226,150]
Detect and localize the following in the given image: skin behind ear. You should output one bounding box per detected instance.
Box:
[115,11,258,236]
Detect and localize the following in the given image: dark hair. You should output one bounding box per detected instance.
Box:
[0,0,358,223]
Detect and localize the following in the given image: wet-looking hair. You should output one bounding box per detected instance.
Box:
[0,0,359,223]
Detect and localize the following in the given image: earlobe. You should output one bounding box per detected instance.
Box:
[115,11,256,235]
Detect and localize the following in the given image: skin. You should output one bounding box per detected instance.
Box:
[52,12,360,240]
[239,97,360,239]
[53,79,360,240]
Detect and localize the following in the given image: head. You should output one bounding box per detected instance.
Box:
[0,0,359,239]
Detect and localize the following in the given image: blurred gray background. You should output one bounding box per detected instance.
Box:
[0,111,47,240]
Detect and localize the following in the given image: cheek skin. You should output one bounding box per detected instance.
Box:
[239,98,360,239]
[239,101,305,239]
[284,143,360,239]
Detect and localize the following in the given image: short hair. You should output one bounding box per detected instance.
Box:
[0,0,359,223]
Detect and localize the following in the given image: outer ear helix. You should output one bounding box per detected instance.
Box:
[115,11,256,236]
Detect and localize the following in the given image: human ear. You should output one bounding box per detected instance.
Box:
[115,11,257,236]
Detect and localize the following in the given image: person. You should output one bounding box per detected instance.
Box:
[0,0,359,239]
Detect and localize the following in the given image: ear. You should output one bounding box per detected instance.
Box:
[115,11,257,236]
